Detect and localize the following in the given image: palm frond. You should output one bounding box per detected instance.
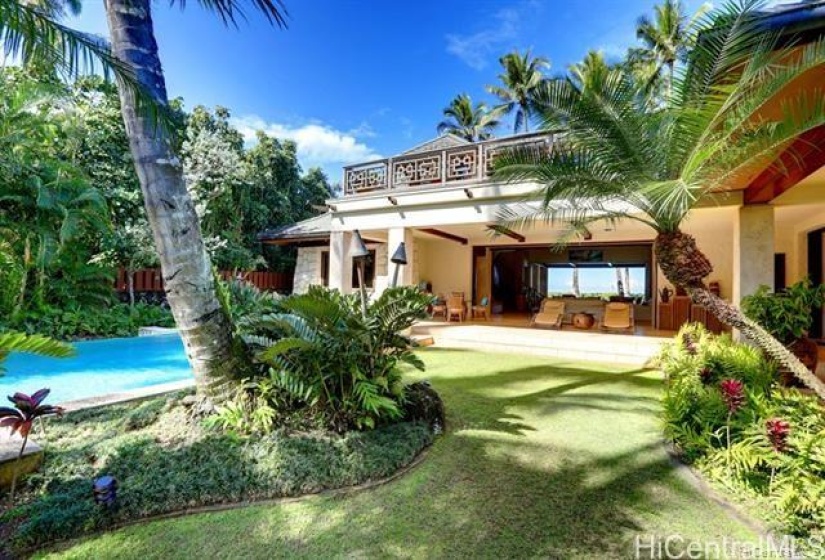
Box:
[0,330,74,374]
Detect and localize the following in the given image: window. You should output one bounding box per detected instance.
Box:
[352,250,376,289]
[546,264,649,298]
[321,251,329,286]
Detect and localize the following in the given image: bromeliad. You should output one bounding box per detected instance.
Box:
[0,388,63,502]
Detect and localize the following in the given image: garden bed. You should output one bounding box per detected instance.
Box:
[0,392,434,556]
[660,324,825,547]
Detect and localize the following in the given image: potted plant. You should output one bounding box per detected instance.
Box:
[743,279,825,382]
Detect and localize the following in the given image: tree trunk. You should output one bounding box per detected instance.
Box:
[572,267,580,297]
[655,230,825,399]
[104,0,240,403]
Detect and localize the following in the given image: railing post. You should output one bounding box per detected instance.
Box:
[343,166,349,195]
[477,144,484,180]
[440,150,446,186]
[387,158,393,190]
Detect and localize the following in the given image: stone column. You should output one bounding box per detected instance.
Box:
[733,205,775,305]
[328,231,352,293]
[387,227,416,287]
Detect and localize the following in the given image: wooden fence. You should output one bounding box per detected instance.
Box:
[115,268,293,294]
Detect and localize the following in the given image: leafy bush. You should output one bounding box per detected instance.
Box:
[243,286,433,432]
[2,302,174,340]
[661,324,825,537]
[742,279,825,344]
[0,394,433,555]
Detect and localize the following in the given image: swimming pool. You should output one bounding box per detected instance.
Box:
[0,334,193,404]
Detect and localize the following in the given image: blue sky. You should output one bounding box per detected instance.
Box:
[68,0,714,181]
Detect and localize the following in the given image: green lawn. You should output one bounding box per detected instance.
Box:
[42,348,759,559]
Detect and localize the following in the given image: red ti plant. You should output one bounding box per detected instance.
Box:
[0,388,64,502]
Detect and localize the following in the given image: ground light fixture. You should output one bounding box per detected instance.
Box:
[349,230,370,316]
[390,242,408,287]
[93,475,117,508]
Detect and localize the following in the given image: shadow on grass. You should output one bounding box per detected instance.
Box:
[39,348,753,559]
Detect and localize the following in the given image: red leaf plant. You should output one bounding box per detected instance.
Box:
[0,388,63,502]
[765,418,791,453]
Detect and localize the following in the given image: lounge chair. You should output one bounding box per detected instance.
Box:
[531,299,565,329]
[446,294,465,322]
[599,302,634,331]
[471,296,489,320]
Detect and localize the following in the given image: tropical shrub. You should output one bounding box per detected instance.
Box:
[222,286,433,432]
[661,324,825,537]
[742,279,825,345]
[3,302,174,340]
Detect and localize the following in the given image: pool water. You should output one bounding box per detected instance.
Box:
[0,334,193,404]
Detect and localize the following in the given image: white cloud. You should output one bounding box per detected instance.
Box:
[446,7,520,70]
[231,116,382,171]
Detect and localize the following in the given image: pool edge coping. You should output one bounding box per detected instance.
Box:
[59,379,195,411]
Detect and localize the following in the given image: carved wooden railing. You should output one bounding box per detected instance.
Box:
[342,132,555,196]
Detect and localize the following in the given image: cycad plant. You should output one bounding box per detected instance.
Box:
[252,286,432,431]
[437,93,500,142]
[495,1,825,397]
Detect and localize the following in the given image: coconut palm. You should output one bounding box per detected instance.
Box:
[568,50,613,92]
[437,93,500,142]
[631,0,709,95]
[494,1,825,397]
[487,50,550,134]
[0,0,286,404]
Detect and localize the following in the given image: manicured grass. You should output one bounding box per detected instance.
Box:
[40,349,760,559]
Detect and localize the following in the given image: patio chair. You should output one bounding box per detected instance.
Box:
[431,296,447,320]
[446,294,465,322]
[531,299,565,329]
[599,302,634,331]
[471,296,489,321]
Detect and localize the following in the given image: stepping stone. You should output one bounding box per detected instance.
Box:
[0,428,44,489]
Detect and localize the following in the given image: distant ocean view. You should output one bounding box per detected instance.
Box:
[547,267,647,295]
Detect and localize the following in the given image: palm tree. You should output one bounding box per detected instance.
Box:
[487,50,550,134]
[437,93,500,142]
[495,3,825,397]
[568,50,612,92]
[632,0,709,96]
[0,0,287,404]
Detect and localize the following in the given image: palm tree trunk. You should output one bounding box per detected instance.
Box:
[655,231,825,399]
[103,0,239,403]
[688,287,825,398]
[572,267,580,297]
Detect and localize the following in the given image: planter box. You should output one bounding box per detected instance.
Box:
[0,430,43,489]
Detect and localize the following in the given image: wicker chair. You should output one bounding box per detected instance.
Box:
[431,296,447,320]
[599,302,634,331]
[446,294,465,322]
[531,299,565,329]
[471,296,489,320]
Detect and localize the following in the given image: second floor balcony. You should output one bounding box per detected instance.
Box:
[342,131,556,197]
